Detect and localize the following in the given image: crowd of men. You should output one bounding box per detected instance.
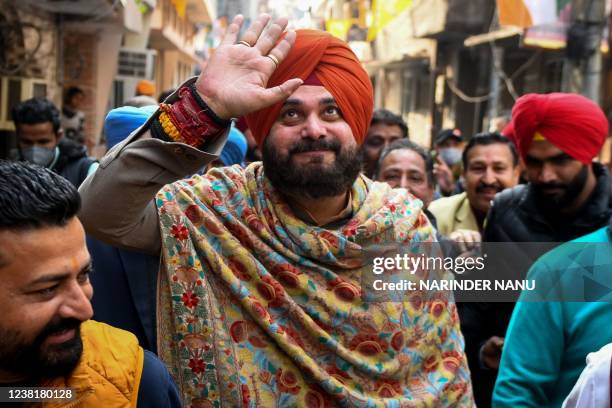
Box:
[1,14,611,407]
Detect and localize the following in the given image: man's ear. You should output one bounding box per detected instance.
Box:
[56,129,64,142]
[512,164,521,184]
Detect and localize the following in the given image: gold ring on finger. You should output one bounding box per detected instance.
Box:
[238,40,252,47]
[265,54,279,68]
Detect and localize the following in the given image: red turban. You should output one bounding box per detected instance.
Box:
[501,121,515,142]
[511,93,608,165]
[245,30,373,146]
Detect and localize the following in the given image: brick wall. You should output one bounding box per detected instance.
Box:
[62,31,98,146]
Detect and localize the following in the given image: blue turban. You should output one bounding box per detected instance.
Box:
[220,127,247,166]
[104,106,247,167]
[104,105,158,149]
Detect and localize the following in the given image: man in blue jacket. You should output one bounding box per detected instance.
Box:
[493,219,612,407]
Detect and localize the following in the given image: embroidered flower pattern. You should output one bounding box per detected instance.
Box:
[158,163,473,407]
[181,291,198,308]
[170,223,189,240]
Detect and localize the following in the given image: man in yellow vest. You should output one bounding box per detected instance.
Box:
[0,160,181,407]
[429,132,520,239]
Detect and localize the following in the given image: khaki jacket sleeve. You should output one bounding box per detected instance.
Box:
[78,100,227,255]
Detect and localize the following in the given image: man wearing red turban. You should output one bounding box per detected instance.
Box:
[497,92,609,217]
[79,15,473,406]
[462,92,612,408]
[491,94,612,407]
[511,93,607,165]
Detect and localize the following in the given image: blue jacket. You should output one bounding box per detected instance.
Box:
[493,226,612,407]
[88,236,159,352]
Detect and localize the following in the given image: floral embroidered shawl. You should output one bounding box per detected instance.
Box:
[156,162,473,407]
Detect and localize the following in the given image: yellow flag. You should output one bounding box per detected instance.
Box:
[368,0,412,41]
[171,0,186,18]
[326,19,352,41]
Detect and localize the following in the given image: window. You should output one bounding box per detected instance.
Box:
[33,83,47,99]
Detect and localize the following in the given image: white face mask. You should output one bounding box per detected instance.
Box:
[439,147,463,166]
[20,146,56,168]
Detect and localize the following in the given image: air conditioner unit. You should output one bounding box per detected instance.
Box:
[0,77,48,130]
[117,48,156,79]
[111,48,157,108]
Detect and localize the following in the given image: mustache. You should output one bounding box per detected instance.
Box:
[476,182,503,194]
[37,318,81,341]
[289,139,341,155]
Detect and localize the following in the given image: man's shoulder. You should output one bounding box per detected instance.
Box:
[81,320,141,356]
[63,321,145,405]
[429,192,468,214]
[492,184,528,208]
[571,226,610,243]
[80,321,143,373]
[528,226,611,283]
[137,351,181,407]
[72,322,178,406]
[488,185,528,223]
[58,138,88,159]
[540,225,610,261]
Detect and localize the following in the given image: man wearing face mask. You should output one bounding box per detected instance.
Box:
[11,98,97,188]
[434,128,465,196]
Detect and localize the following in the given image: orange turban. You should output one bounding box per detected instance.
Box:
[136,80,156,97]
[511,93,608,165]
[245,30,374,146]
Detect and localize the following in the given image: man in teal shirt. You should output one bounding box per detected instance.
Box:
[493,220,612,407]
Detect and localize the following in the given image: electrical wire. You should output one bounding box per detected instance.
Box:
[445,51,541,103]
[0,21,43,76]
[445,77,491,103]
[0,0,123,76]
[487,8,520,100]
[444,8,542,104]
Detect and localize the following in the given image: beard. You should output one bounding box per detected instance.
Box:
[532,165,589,211]
[0,317,83,379]
[262,136,363,199]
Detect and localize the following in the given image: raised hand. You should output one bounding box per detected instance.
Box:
[480,336,504,370]
[195,14,303,120]
[449,229,482,254]
[433,155,456,196]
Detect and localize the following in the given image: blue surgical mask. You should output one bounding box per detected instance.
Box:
[20,146,56,168]
[439,147,463,166]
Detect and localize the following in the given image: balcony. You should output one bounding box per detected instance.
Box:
[411,0,495,41]
[149,0,213,60]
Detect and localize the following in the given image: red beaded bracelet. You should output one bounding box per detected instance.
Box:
[159,85,230,148]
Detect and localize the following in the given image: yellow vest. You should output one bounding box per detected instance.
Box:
[42,320,144,408]
[428,192,479,236]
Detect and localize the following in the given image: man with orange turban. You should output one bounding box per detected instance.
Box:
[136,79,156,97]
[79,15,473,406]
[461,92,612,407]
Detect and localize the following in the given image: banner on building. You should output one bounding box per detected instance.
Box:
[367,0,412,41]
[171,0,186,18]
[497,0,567,28]
[326,19,352,41]
[496,0,603,50]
